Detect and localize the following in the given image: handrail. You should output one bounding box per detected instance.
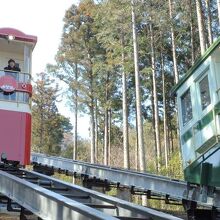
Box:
[1,69,30,75]
[0,69,31,83]
[0,167,183,220]
[31,153,220,208]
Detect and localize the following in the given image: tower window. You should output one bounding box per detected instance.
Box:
[181,89,193,126]
[199,75,211,110]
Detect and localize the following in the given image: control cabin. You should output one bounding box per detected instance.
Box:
[172,38,220,186]
[0,28,37,165]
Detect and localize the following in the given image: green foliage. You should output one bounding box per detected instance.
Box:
[165,150,184,180]
[32,72,73,155]
[46,0,218,180]
[36,0,220,213]
[61,137,90,162]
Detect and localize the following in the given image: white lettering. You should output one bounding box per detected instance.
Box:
[1,84,15,91]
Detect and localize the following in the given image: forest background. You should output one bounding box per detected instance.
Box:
[31,0,219,180]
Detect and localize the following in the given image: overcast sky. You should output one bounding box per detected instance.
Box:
[0,0,90,138]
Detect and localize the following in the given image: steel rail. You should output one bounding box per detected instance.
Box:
[0,166,183,220]
[24,170,183,220]
[31,153,220,208]
[0,170,116,220]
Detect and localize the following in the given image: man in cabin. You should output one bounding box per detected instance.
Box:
[3,59,20,101]
[4,59,21,73]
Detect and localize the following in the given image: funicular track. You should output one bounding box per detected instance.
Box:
[0,163,183,220]
[31,153,220,217]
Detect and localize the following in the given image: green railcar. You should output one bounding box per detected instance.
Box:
[172,38,220,187]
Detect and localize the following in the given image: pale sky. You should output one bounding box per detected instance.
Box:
[0,0,90,138]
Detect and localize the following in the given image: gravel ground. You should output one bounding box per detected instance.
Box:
[163,211,187,219]
[0,213,38,220]
[0,213,19,220]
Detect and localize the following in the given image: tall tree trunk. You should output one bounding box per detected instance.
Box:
[150,23,161,171]
[104,109,109,165]
[121,32,130,169]
[217,0,220,25]
[133,65,138,171]
[40,111,43,153]
[195,0,206,54]
[104,72,110,165]
[168,0,181,154]
[72,64,78,184]
[135,134,139,170]
[89,65,95,163]
[95,98,98,162]
[73,63,78,161]
[161,54,169,169]
[73,99,78,160]
[205,0,213,46]
[188,0,195,64]
[169,120,174,153]
[151,82,158,172]
[90,109,95,164]
[108,109,111,165]
[190,23,195,65]
[90,104,95,163]
[87,50,95,164]
[131,0,146,171]
[168,0,179,84]
[135,106,139,170]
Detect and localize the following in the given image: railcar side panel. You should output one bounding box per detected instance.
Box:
[0,109,31,165]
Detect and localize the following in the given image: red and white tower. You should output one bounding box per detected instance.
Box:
[0,28,37,165]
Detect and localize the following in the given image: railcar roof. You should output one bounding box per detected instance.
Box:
[0,27,37,44]
[171,36,220,95]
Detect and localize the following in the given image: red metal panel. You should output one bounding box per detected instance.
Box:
[17,83,32,96]
[0,109,31,165]
[24,113,31,164]
[0,75,33,96]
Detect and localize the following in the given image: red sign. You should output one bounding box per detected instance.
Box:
[0,75,17,92]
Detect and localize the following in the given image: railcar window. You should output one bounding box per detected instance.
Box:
[24,74,30,83]
[0,91,29,103]
[199,75,211,110]
[0,70,30,83]
[17,92,30,103]
[23,93,29,103]
[1,92,16,101]
[18,73,30,83]
[181,89,193,126]
[19,73,25,82]
[17,92,24,102]
[5,71,18,80]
